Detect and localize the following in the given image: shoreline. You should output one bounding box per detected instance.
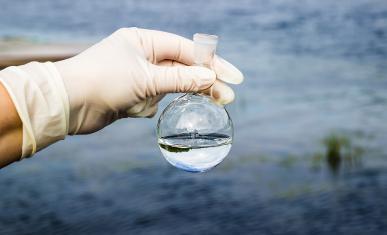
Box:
[0,40,89,69]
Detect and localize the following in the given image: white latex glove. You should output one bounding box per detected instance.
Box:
[0,27,243,157]
[56,28,243,135]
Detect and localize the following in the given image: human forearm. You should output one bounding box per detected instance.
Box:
[0,82,22,167]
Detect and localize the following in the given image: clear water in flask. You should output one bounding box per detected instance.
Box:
[158,133,232,172]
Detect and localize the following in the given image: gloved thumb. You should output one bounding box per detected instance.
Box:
[151,65,216,94]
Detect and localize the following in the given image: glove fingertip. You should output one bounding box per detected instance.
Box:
[214,56,244,84]
[214,86,235,105]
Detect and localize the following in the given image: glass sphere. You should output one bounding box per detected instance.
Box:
[157,93,233,172]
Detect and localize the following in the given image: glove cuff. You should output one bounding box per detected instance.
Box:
[0,62,69,158]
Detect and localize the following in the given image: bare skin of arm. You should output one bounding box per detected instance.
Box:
[0,82,22,168]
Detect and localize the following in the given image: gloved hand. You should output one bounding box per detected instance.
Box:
[0,27,243,158]
[56,28,243,135]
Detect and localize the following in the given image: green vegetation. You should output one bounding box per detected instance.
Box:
[311,133,364,174]
[159,144,190,153]
[278,155,298,168]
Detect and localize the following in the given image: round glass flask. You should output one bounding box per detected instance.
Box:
[156,33,234,172]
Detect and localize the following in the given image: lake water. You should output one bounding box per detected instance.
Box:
[1,0,387,234]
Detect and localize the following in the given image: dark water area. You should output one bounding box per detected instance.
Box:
[1,0,387,234]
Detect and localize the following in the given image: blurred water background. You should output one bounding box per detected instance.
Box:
[1,0,387,234]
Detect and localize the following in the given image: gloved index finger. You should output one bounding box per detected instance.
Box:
[137,28,244,84]
[137,28,195,65]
